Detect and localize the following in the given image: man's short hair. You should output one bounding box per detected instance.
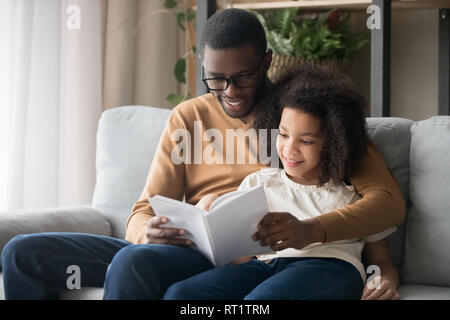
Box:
[199,8,267,59]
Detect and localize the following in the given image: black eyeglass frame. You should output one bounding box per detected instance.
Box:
[201,53,267,91]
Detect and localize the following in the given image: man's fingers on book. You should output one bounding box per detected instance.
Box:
[147,237,193,247]
[147,226,186,238]
[161,227,186,238]
[148,216,168,228]
[165,238,193,247]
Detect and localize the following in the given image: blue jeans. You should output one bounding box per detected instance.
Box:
[164,257,364,300]
[1,232,213,299]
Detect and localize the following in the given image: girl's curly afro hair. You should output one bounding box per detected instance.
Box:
[254,63,368,185]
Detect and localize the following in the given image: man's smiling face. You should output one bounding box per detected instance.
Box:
[202,44,268,120]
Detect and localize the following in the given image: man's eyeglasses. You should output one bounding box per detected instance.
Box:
[202,54,266,91]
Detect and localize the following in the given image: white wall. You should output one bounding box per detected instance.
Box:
[347,9,439,121]
[133,0,182,109]
[390,10,438,121]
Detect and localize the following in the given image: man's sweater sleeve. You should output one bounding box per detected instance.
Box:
[316,139,406,242]
[125,109,186,244]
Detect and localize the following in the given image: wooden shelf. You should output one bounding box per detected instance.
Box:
[197,0,450,116]
[216,0,450,11]
[217,0,371,10]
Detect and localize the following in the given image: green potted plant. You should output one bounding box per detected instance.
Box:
[252,8,369,82]
[164,0,196,106]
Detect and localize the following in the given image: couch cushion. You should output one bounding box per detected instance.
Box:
[0,271,103,300]
[398,284,450,300]
[402,116,450,286]
[3,272,449,300]
[0,272,3,300]
[92,106,171,239]
[60,286,104,300]
[93,112,414,249]
[0,206,111,259]
[365,117,414,271]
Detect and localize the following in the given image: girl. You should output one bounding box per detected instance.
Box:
[164,65,400,300]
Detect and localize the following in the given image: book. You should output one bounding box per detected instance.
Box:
[148,186,273,267]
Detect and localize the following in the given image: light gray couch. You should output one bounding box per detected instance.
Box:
[0,106,449,300]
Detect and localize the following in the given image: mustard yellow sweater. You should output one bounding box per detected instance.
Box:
[126,94,405,244]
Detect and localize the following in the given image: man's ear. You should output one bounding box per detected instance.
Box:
[264,49,273,72]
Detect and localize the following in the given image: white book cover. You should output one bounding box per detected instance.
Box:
[148,186,274,267]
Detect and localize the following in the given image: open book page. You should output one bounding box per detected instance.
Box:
[205,186,274,267]
[209,189,246,212]
[148,196,215,264]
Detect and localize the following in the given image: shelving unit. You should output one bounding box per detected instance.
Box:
[196,0,450,117]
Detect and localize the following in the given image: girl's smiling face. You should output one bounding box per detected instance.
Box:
[276,107,323,185]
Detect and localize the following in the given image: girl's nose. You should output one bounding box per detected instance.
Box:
[285,139,300,157]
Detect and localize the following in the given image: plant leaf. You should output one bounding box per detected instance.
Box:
[174,58,186,83]
[186,9,195,21]
[279,8,295,37]
[177,12,186,30]
[164,0,177,9]
[166,93,185,106]
[250,8,368,60]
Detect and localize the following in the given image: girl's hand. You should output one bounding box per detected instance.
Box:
[196,193,219,211]
[361,275,400,300]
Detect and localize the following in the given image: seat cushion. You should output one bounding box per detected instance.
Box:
[0,272,3,300]
[60,286,104,300]
[0,206,111,258]
[402,116,450,286]
[398,284,450,300]
[0,271,103,300]
[3,271,449,300]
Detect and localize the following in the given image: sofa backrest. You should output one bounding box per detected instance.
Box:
[365,117,414,273]
[90,107,450,286]
[92,106,171,238]
[92,107,416,255]
[402,116,450,287]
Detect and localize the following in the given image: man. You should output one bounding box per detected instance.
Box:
[1,9,404,300]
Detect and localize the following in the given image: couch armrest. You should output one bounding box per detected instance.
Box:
[0,206,111,254]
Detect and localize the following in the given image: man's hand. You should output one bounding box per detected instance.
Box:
[145,216,193,247]
[252,212,326,251]
[361,275,400,300]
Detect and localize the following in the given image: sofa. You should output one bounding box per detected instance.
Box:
[0,105,449,300]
